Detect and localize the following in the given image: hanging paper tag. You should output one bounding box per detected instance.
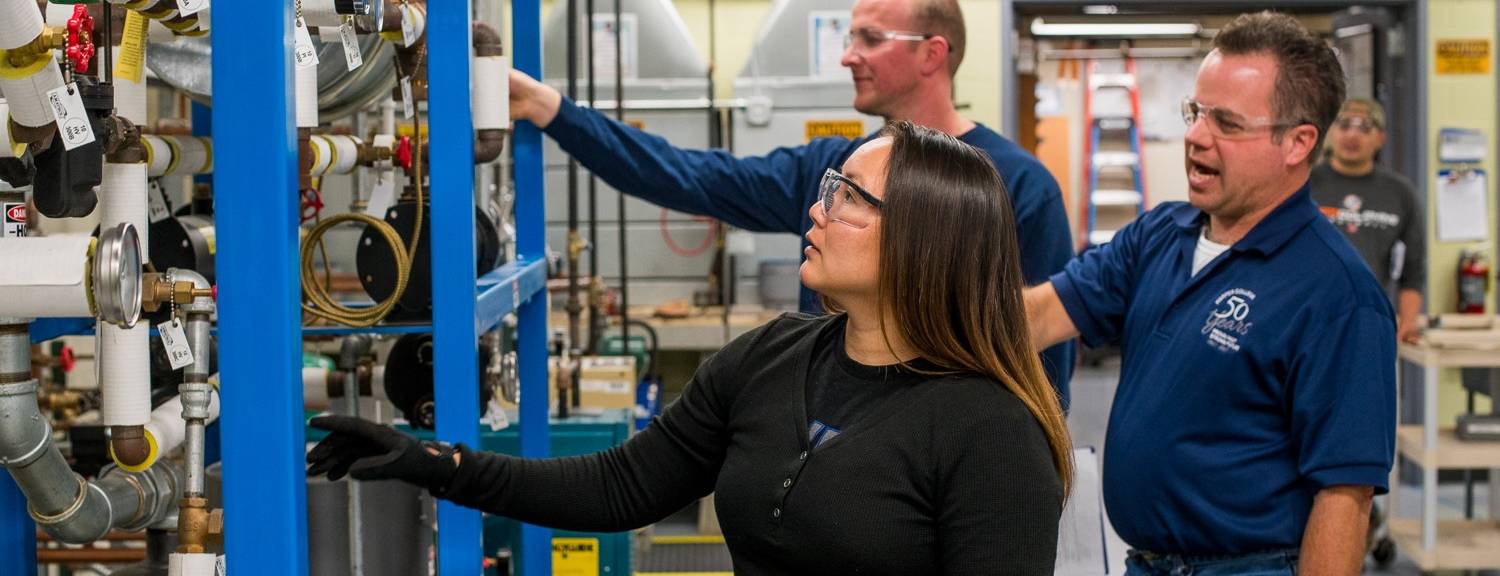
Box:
[159,318,196,370]
[294,17,320,69]
[147,181,171,223]
[400,77,415,119]
[485,395,510,432]
[177,0,209,17]
[45,83,95,151]
[340,19,363,71]
[215,555,226,576]
[400,4,418,47]
[364,171,396,217]
[116,10,148,83]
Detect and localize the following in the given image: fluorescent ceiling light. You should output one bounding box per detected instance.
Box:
[1082,5,1119,15]
[1030,18,1201,37]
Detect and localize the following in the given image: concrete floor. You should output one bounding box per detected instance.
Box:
[1070,357,1496,576]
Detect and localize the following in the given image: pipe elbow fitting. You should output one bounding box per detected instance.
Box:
[0,380,50,469]
[108,425,156,471]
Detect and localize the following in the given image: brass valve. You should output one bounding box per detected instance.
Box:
[140,273,215,314]
[4,27,66,69]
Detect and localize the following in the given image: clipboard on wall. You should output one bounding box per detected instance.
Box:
[1436,168,1490,242]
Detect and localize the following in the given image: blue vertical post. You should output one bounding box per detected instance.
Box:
[211,2,308,575]
[427,2,486,574]
[0,474,34,573]
[512,0,553,573]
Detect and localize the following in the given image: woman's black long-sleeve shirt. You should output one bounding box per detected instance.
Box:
[440,313,1063,575]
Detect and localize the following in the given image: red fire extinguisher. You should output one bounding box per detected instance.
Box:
[1458,248,1490,314]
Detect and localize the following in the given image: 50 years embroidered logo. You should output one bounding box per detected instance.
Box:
[1203,288,1256,352]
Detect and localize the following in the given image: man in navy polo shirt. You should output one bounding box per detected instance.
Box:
[504,0,1075,406]
[1025,12,1394,576]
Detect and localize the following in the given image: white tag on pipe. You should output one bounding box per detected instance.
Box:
[159,318,195,370]
[177,0,209,17]
[294,17,320,69]
[400,4,418,47]
[365,171,396,217]
[485,395,510,432]
[215,555,226,576]
[400,77,415,119]
[339,19,363,71]
[148,180,171,223]
[45,83,95,151]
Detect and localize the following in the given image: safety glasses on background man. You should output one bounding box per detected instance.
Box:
[818,168,884,229]
[844,27,937,55]
[1334,116,1380,134]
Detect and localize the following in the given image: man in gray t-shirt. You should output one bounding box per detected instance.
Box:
[1311,98,1424,343]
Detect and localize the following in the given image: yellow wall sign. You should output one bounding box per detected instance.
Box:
[1436,39,1491,74]
[552,537,600,576]
[805,120,866,143]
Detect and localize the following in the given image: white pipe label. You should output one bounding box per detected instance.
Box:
[148,181,171,223]
[400,4,418,48]
[400,77,415,119]
[177,0,209,17]
[46,83,95,151]
[294,17,320,69]
[365,171,396,218]
[340,20,363,71]
[159,318,195,370]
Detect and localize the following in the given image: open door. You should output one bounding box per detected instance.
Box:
[1331,6,1413,178]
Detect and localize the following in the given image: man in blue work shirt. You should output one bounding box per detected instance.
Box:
[1024,12,1394,576]
[505,0,1075,405]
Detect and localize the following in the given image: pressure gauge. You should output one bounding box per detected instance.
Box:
[93,223,143,328]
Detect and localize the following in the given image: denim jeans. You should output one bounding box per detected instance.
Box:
[1124,548,1299,576]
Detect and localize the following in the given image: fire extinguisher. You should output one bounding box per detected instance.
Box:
[1458,248,1490,314]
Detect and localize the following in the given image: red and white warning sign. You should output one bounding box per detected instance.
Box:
[2,203,25,238]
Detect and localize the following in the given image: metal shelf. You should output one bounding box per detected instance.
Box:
[1397,425,1500,470]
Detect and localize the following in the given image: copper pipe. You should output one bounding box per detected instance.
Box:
[38,547,147,563]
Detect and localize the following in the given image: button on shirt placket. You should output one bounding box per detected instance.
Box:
[773,450,810,524]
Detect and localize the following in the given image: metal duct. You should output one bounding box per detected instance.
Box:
[146,30,398,121]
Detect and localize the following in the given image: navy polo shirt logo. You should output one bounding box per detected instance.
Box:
[1202,288,1256,352]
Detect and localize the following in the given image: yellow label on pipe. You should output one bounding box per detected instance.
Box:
[551,538,599,576]
[116,11,149,84]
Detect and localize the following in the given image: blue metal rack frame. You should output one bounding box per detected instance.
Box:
[208,2,551,575]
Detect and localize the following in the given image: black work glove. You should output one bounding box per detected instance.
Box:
[306,415,460,494]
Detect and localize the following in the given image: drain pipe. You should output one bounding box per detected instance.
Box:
[0,320,181,543]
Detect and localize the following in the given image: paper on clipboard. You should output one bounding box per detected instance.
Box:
[1436,169,1490,242]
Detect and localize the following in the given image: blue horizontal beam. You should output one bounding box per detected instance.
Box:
[29,318,97,342]
[475,257,549,333]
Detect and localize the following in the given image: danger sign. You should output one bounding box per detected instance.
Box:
[2,202,24,238]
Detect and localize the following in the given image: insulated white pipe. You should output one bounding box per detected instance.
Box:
[169,553,218,576]
[97,323,150,427]
[0,235,93,317]
[98,163,151,431]
[144,388,220,459]
[0,51,65,128]
[296,63,319,128]
[142,135,213,177]
[102,163,150,262]
[112,51,148,125]
[309,134,361,177]
[0,0,43,50]
[473,56,511,130]
[0,100,20,159]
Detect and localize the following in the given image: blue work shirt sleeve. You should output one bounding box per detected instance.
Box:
[1290,304,1397,494]
[1010,172,1074,287]
[544,97,851,235]
[1049,216,1148,348]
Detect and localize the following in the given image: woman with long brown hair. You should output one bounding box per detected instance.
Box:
[307,121,1071,575]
